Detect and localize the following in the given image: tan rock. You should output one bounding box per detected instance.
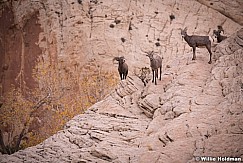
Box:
[0,0,243,163]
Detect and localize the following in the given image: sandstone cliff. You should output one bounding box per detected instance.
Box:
[0,0,243,162]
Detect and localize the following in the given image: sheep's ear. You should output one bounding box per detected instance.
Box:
[146,51,151,55]
[184,27,187,31]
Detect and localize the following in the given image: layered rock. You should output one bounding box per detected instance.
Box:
[1,0,241,94]
[196,0,243,25]
[1,28,243,163]
[0,0,243,162]
[138,29,243,163]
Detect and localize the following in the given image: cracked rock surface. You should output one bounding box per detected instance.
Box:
[1,0,243,162]
[1,29,243,163]
[196,0,243,25]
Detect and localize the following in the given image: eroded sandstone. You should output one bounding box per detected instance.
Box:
[0,0,242,162]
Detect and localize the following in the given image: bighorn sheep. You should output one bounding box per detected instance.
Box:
[113,56,128,80]
[134,67,151,86]
[181,27,212,64]
[213,26,227,43]
[145,51,162,85]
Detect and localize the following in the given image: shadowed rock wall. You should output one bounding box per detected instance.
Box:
[0,0,241,96]
[196,0,243,25]
[0,0,242,162]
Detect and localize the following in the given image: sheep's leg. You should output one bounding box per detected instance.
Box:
[192,46,196,60]
[142,79,146,86]
[154,71,157,85]
[153,70,157,85]
[152,70,154,83]
[206,45,212,64]
[125,70,128,79]
[119,72,123,80]
[159,66,162,80]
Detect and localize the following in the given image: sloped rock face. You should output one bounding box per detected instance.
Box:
[138,29,243,162]
[0,78,151,163]
[1,29,243,163]
[196,0,243,25]
[0,0,243,162]
[0,0,242,95]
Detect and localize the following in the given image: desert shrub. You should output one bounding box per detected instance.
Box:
[0,59,118,154]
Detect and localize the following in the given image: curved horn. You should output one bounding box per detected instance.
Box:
[145,51,153,56]
[113,57,120,62]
